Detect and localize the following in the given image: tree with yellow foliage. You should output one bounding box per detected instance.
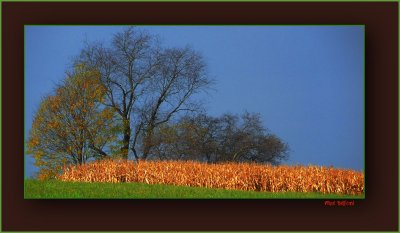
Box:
[27,64,121,180]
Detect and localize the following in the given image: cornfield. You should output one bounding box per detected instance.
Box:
[59,160,364,195]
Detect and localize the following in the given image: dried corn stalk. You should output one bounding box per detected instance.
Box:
[59,160,364,195]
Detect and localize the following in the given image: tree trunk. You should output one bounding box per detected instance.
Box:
[208,155,213,164]
[131,147,139,161]
[141,128,154,160]
[142,140,151,160]
[77,151,83,165]
[121,119,131,160]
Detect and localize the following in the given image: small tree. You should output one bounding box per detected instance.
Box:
[215,112,289,164]
[150,115,219,161]
[27,65,120,179]
[150,112,289,165]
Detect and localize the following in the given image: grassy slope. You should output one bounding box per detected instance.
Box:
[25,180,365,199]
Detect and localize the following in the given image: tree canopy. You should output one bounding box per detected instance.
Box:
[76,27,211,160]
[27,64,120,179]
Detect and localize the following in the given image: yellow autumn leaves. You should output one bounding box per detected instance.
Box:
[27,64,120,180]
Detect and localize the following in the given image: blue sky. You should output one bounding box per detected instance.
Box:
[25,26,364,177]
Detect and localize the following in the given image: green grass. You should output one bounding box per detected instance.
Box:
[24,179,365,199]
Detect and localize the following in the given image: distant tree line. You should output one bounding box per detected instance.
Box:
[151,112,288,164]
[27,27,289,179]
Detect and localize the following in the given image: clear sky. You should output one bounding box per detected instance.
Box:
[25,25,364,177]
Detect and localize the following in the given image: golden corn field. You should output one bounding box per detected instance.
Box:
[59,160,364,195]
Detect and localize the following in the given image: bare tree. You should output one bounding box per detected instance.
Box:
[76,27,212,160]
[150,112,289,165]
[215,112,289,164]
[150,113,221,162]
[138,46,211,160]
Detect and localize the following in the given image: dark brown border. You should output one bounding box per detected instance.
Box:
[3,2,398,231]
